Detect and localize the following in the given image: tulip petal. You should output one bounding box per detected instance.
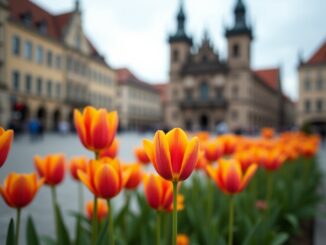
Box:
[94,165,120,199]
[223,160,242,194]
[0,130,14,167]
[240,164,258,191]
[83,106,97,147]
[144,175,162,210]
[107,111,118,146]
[74,109,88,148]
[155,131,173,180]
[179,137,199,180]
[91,109,110,150]
[78,170,96,194]
[143,139,159,171]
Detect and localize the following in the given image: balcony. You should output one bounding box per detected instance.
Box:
[179,97,228,110]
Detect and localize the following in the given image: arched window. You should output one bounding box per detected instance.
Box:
[232,44,240,58]
[200,82,209,100]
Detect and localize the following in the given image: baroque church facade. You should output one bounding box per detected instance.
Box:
[165,0,294,132]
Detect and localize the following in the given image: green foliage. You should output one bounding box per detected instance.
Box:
[26,216,40,245]
[6,219,14,245]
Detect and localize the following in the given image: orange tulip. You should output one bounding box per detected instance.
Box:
[177,234,189,245]
[0,127,14,168]
[70,156,88,181]
[261,127,274,139]
[74,106,118,152]
[143,128,199,182]
[234,150,255,172]
[218,135,237,156]
[0,172,43,208]
[259,149,285,171]
[204,140,223,162]
[207,159,257,194]
[143,174,173,211]
[99,138,119,159]
[195,151,208,170]
[122,164,142,189]
[300,142,318,158]
[134,146,151,165]
[34,154,65,186]
[78,157,123,199]
[167,194,184,212]
[86,198,108,222]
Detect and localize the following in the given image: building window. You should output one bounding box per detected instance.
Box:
[36,78,42,96]
[200,82,209,100]
[316,99,323,112]
[305,100,311,113]
[25,74,32,93]
[304,79,310,91]
[12,35,20,56]
[56,83,61,98]
[232,44,239,58]
[317,72,323,90]
[55,55,61,69]
[47,51,52,67]
[185,88,193,101]
[47,80,52,97]
[75,33,81,50]
[172,49,179,62]
[36,45,43,64]
[24,41,33,60]
[38,21,47,34]
[233,85,238,98]
[22,12,32,26]
[12,71,20,91]
[216,87,223,99]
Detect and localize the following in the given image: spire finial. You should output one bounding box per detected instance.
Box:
[75,0,80,12]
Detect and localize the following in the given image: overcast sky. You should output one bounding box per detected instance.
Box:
[33,0,326,100]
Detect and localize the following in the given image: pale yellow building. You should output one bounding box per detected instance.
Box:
[116,68,162,130]
[298,39,326,135]
[165,0,295,132]
[0,0,116,130]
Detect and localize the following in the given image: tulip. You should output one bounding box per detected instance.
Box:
[234,150,256,172]
[74,106,118,153]
[0,127,14,168]
[300,142,318,158]
[134,146,150,165]
[99,138,119,159]
[218,135,237,156]
[261,127,274,139]
[177,234,189,245]
[86,199,109,222]
[34,154,65,186]
[144,128,199,245]
[70,156,88,181]
[204,140,223,162]
[78,157,123,245]
[259,149,285,171]
[0,172,43,245]
[207,158,257,245]
[122,164,142,190]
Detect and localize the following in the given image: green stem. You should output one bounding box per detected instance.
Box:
[172,181,178,245]
[162,213,168,245]
[92,196,98,245]
[51,186,59,243]
[207,178,213,220]
[303,157,310,184]
[78,182,84,214]
[15,208,21,245]
[266,172,273,204]
[107,199,115,245]
[156,211,161,245]
[228,196,235,245]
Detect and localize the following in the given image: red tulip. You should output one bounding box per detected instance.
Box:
[0,127,14,168]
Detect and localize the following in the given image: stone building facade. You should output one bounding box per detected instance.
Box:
[298,39,326,135]
[115,68,162,130]
[165,0,294,132]
[0,0,116,130]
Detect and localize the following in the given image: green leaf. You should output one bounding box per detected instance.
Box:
[6,218,15,245]
[96,220,109,245]
[55,204,71,245]
[41,236,56,245]
[271,233,289,245]
[26,216,40,245]
[285,214,299,231]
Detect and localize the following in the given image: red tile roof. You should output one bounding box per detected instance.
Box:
[154,83,168,103]
[254,68,280,91]
[115,68,159,93]
[306,39,326,65]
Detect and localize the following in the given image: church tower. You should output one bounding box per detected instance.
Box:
[225,0,253,69]
[168,0,192,80]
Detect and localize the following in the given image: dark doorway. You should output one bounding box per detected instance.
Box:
[53,109,61,131]
[200,115,209,131]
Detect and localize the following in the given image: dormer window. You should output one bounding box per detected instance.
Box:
[21,12,32,26]
[38,21,47,34]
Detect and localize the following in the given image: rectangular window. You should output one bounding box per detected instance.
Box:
[316,99,323,112]
[36,78,42,96]
[25,74,32,93]
[12,71,20,91]
[55,55,61,69]
[12,35,20,56]
[47,51,52,67]
[305,100,311,113]
[304,79,310,91]
[56,83,61,98]
[36,45,43,64]
[24,41,33,60]
[47,80,52,97]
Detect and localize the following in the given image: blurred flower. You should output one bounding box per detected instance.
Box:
[143,128,199,182]
[177,234,189,245]
[143,174,173,211]
[234,150,255,172]
[122,163,142,190]
[74,106,118,152]
[195,131,210,143]
[218,134,237,156]
[70,156,88,181]
[78,158,123,199]
[134,146,151,165]
[167,194,184,212]
[86,198,108,222]
[0,172,43,208]
[0,127,14,168]
[204,140,223,162]
[261,127,274,139]
[300,142,318,158]
[255,200,268,212]
[259,149,285,171]
[207,158,257,194]
[195,151,209,171]
[34,154,65,186]
[99,138,119,159]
